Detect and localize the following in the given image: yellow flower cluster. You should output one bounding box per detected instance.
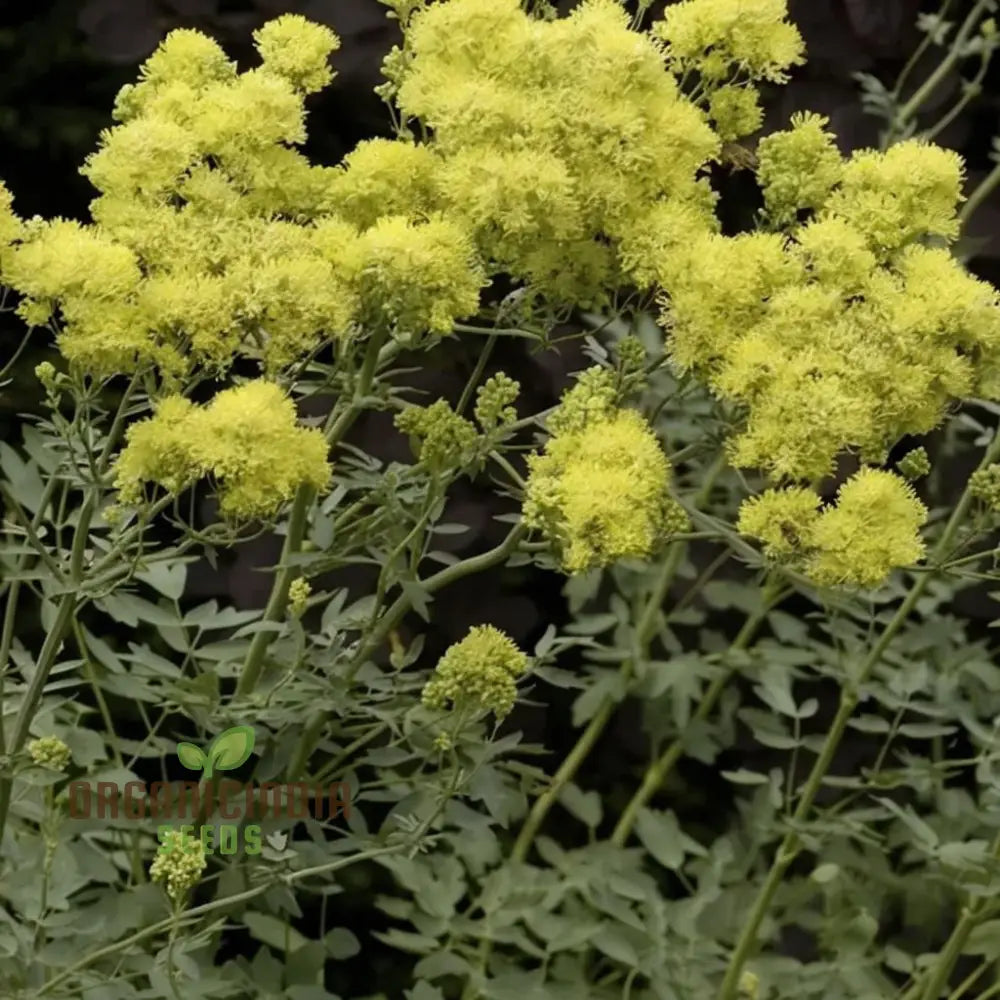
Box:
[0,0,811,379]
[0,15,485,380]
[663,114,1000,483]
[653,0,805,84]
[422,625,529,720]
[351,0,796,306]
[150,829,207,903]
[27,736,71,771]
[523,368,689,573]
[114,380,330,520]
[738,469,927,588]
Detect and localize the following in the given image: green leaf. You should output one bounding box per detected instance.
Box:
[243,911,309,954]
[208,725,255,772]
[175,742,206,771]
[810,863,840,884]
[557,782,601,829]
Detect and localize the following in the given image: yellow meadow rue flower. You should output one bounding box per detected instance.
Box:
[150,829,207,903]
[524,368,688,573]
[27,736,71,771]
[0,180,21,255]
[661,112,1000,483]
[325,138,442,229]
[736,486,821,560]
[394,0,726,304]
[422,625,529,720]
[354,214,485,342]
[708,85,763,142]
[824,140,964,256]
[193,381,331,519]
[114,380,331,520]
[252,14,340,94]
[807,469,927,587]
[756,112,843,227]
[653,0,805,84]
[740,469,927,588]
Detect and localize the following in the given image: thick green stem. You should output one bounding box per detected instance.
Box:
[0,495,94,845]
[715,429,1000,1000]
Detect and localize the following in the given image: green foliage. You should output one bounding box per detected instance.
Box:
[3,1,1000,999]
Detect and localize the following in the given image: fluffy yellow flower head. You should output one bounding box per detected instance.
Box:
[252,14,340,94]
[115,380,331,520]
[354,214,486,343]
[0,19,368,382]
[422,625,529,720]
[739,469,927,588]
[524,368,688,573]
[661,113,1000,483]
[392,0,729,304]
[653,0,805,83]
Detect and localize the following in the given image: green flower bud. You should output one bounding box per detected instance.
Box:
[150,829,207,903]
[422,625,529,720]
[897,446,931,480]
[27,736,71,771]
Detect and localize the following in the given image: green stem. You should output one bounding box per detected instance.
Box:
[235,484,314,696]
[959,159,1000,232]
[463,457,727,999]
[715,429,1000,1000]
[32,840,408,998]
[903,830,1000,999]
[237,332,387,697]
[897,0,992,127]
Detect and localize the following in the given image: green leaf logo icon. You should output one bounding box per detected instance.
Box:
[176,725,255,779]
[176,742,207,772]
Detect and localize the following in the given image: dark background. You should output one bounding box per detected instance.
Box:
[2,1,1000,993]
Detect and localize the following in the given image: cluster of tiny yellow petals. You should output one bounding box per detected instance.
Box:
[738,469,927,588]
[390,0,738,305]
[150,830,207,903]
[0,15,490,381]
[27,736,71,771]
[114,380,331,520]
[524,367,688,573]
[422,625,529,720]
[662,113,1000,483]
[653,0,805,84]
[708,85,764,143]
[353,214,485,343]
[252,15,340,94]
[756,112,843,227]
